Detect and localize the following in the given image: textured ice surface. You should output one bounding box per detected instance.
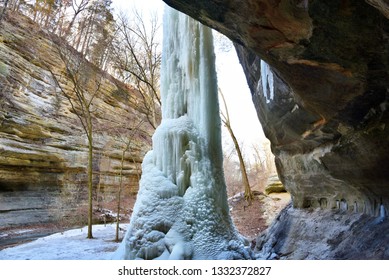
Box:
[113,6,250,260]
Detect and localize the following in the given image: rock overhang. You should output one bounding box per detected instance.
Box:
[162,0,389,215]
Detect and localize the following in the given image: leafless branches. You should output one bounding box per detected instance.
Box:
[219,88,253,203]
[112,9,161,129]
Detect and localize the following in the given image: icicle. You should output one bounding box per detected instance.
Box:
[354,201,358,213]
[380,204,386,221]
[340,199,348,211]
[260,60,274,104]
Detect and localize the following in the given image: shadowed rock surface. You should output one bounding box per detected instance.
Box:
[163,0,389,258]
[256,204,389,260]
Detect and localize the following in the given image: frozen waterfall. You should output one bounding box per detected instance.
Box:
[113,7,250,260]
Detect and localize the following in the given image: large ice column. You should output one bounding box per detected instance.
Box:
[113,6,250,260]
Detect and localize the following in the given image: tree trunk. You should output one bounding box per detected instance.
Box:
[226,125,253,203]
[115,149,126,242]
[80,10,95,55]
[74,19,86,50]
[13,0,22,12]
[43,6,52,29]
[219,89,253,202]
[87,118,94,239]
[0,0,10,22]
[65,15,77,38]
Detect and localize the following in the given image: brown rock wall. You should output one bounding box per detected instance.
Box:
[0,15,153,228]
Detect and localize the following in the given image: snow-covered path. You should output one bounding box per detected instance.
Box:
[0,224,127,260]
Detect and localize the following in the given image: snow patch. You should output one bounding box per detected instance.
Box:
[0,224,128,260]
[14,229,34,234]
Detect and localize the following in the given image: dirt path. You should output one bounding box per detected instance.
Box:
[229,191,291,240]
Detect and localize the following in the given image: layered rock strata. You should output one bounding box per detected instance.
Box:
[0,15,153,228]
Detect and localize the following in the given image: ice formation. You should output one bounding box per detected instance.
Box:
[113,7,250,260]
[380,204,386,221]
[260,60,274,104]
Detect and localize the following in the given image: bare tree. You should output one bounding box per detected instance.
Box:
[223,145,242,196]
[52,0,72,36]
[112,119,144,242]
[219,88,253,203]
[0,0,10,22]
[64,0,89,37]
[112,9,161,129]
[49,45,102,239]
[10,0,24,12]
[67,0,114,69]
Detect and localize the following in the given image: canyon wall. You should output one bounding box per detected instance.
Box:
[0,15,153,228]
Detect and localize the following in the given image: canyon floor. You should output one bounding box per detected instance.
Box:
[0,191,290,254]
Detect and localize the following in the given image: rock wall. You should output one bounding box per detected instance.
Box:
[163,0,389,215]
[255,204,389,259]
[163,0,389,258]
[0,15,153,228]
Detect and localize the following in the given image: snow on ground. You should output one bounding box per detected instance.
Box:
[0,224,128,260]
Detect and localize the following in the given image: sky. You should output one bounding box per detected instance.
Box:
[112,0,165,14]
[111,0,269,160]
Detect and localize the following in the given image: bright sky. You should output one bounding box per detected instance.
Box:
[112,0,165,13]
[111,0,269,160]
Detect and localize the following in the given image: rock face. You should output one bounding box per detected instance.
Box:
[0,16,153,228]
[256,204,389,259]
[163,0,389,258]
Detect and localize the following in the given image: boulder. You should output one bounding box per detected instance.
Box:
[264,175,285,195]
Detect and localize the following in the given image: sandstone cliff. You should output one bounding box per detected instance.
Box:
[163,0,389,258]
[0,15,153,229]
